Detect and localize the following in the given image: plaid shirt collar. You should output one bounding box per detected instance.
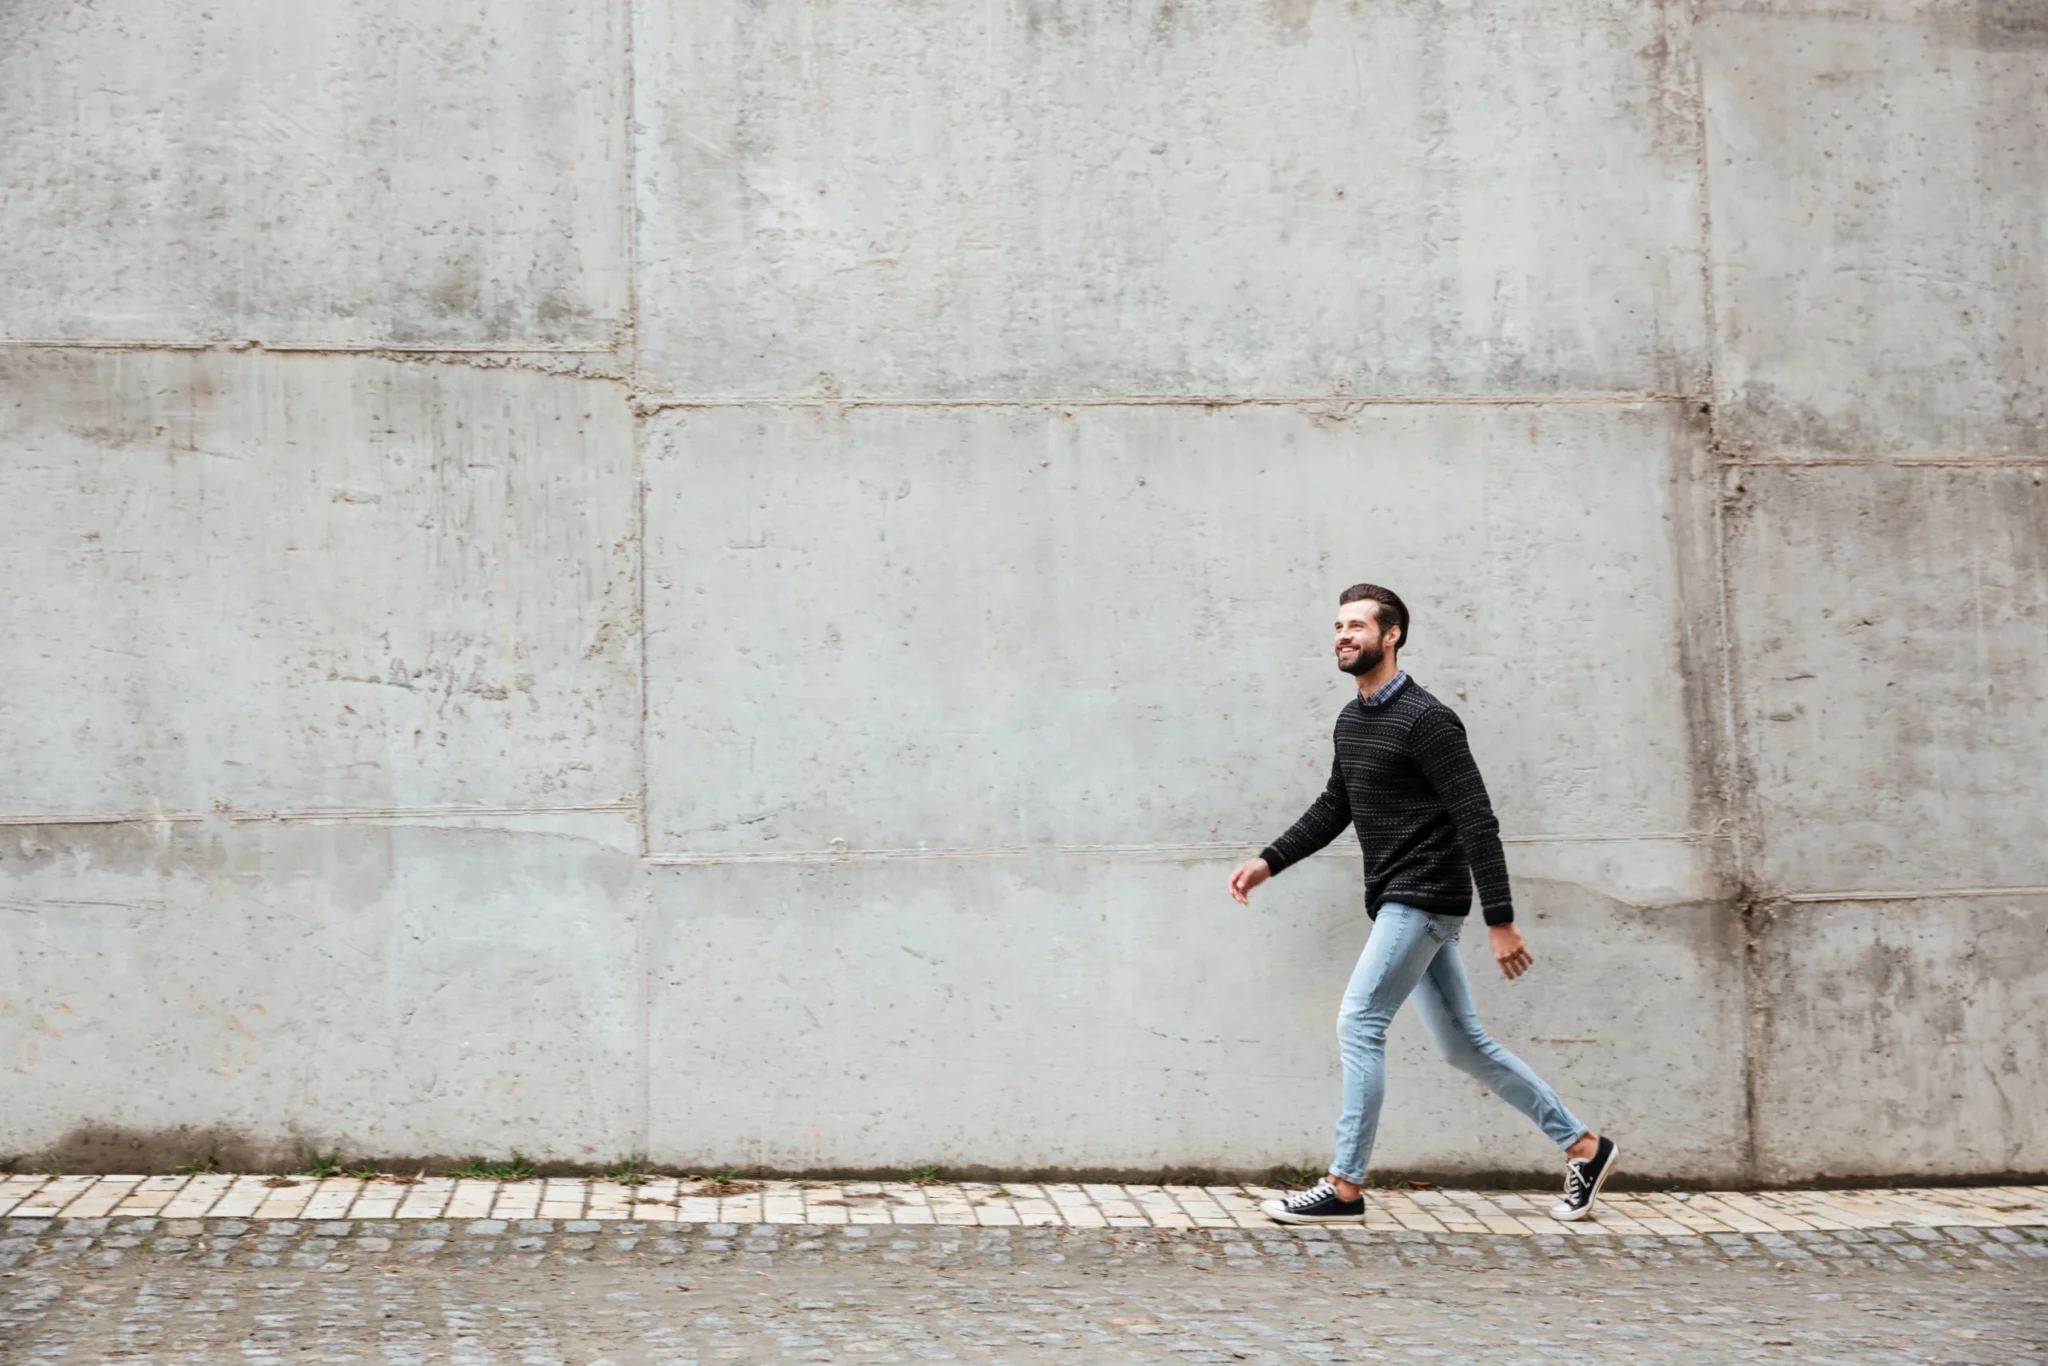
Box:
[1359,669,1410,709]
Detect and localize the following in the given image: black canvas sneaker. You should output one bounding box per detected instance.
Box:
[1550,1135,1620,1221]
[1261,1179,1367,1225]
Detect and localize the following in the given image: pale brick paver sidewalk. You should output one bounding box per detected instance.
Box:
[1,1172,2041,1235]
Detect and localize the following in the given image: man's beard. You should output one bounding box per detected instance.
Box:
[1339,641,1385,676]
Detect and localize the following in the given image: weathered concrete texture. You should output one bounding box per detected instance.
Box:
[0,0,628,345]
[645,401,1722,911]
[0,819,644,1163]
[1700,4,2048,456]
[634,0,1707,398]
[0,350,640,818]
[1724,464,2048,895]
[2,0,2040,1182]
[646,859,1748,1182]
[1752,896,2048,1182]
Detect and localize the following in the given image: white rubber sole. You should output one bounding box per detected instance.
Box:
[1261,1199,1368,1225]
[1549,1142,1621,1222]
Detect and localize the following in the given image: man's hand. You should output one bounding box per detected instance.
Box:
[1228,858,1271,905]
[1490,923,1533,979]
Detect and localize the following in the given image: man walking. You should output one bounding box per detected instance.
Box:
[1229,584,1618,1224]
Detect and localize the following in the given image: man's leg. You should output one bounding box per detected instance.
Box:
[1410,922,1621,1219]
[1409,922,1590,1151]
[1262,904,1446,1224]
[1328,904,1447,1191]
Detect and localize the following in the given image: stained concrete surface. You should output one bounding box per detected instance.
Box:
[646,860,1749,1179]
[1724,464,2048,896]
[0,821,644,1166]
[644,402,1717,877]
[634,0,1706,398]
[3,0,2044,1182]
[0,350,641,819]
[1752,896,2048,1180]
[0,0,628,346]
[1701,4,2048,457]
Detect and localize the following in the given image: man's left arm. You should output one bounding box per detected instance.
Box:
[1410,707,1533,977]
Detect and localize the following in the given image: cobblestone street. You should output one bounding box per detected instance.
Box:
[4,1218,2046,1363]
[5,1230,2045,1365]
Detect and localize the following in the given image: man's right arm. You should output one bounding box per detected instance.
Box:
[1259,755,1353,876]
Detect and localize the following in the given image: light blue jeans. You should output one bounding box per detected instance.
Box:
[1331,902,1587,1184]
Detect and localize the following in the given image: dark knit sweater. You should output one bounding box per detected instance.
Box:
[1259,677,1516,925]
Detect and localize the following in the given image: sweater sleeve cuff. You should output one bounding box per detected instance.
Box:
[1481,904,1514,927]
[1259,846,1292,877]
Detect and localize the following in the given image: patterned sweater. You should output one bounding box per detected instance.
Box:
[1259,676,1515,925]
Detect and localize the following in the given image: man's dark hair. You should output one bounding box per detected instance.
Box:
[1338,583,1409,651]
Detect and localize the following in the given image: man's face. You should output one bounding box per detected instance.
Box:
[1334,601,1392,676]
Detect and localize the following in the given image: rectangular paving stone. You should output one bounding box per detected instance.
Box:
[587,1183,636,1219]
[492,1182,545,1219]
[1381,1198,1451,1235]
[348,1187,404,1220]
[1013,1200,1061,1226]
[1692,1192,1798,1233]
[56,1176,143,1219]
[254,1182,317,1220]
[632,1179,682,1221]
[438,1180,495,1220]
[111,1176,189,1216]
[1168,1187,1229,1221]
[396,1179,455,1219]
[204,1177,271,1220]
[297,1180,362,1221]
[13,1176,97,1217]
[1759,1192,1850,1231]
[1636,1194,1733,1234]
[1921,1188,2047,1225]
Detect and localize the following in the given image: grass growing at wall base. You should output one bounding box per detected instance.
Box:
[450,1154,539,1181]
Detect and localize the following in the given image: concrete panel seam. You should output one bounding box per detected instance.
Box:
[633,393,1705,415]
[643,833,1723,866]
[2,899,167,915]
[1721,457,2048,468]
[1779,886,2048,904]
[623,0,652,1166]
[0,340,631,382]
[2,340,618,354]
[0,802,639,827]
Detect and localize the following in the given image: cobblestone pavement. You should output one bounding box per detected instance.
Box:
[4,1174,2046,1239]
[3,1222,2044,1364]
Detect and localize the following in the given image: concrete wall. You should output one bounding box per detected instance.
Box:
[2,0,2040,1182]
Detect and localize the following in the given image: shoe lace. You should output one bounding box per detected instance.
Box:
[1561,1160,1591,1201]
[1283,1180,1336,1212]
